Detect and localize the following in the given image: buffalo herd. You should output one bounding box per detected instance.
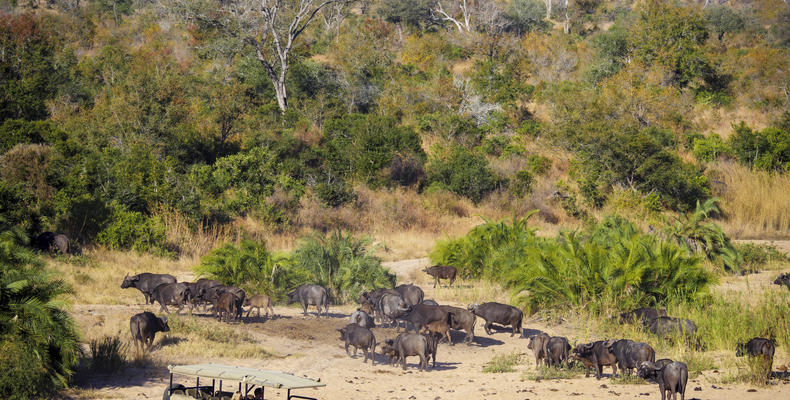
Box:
[118,264,784,399]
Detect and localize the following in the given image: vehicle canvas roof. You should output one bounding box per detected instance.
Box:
[168,364,325,390]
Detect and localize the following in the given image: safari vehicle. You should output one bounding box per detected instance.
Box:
[163,364,325,400]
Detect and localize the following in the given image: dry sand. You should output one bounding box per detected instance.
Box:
[61,256,790,400]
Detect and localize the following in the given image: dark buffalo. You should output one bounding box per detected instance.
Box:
[606,339,655,375]
[350,309,375,328]
[653,358,674,369]
[359,288,399,322]
[421,313,452,345]
[337,324,377,365]
[214,291,236,322]
[422,299,439,306]
[34,231,71,254]
[385,333,429,371]
[572,340,618,379]
[192,278,223,311]
[528,333,551,368]
[221,285,246,320]
[638,361,688,400]
[422,265,457,288]
[619,307,668,324]
[130,311,170,352]
[646,317,697,342]
[379,293,411,329]
[422,332,440,368]
[287,284,329,317]
[182,282,206,309]
[438,305,476,344]
[395,284,424,306]
[546,336,571,367]
[244,294,275,318]
[774,273,790,290]
[150,282,191,314]
[398,304,449,334]
[121,273,177,305]
[737,337,776,381]
[468,302,523,336]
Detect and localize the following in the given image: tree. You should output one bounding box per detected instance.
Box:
[432,0,474,34]
[165,0,351,114]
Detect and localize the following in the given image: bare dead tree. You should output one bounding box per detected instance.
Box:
[432,0,474,34]
[545,0,552,20]
[164,0,350,114]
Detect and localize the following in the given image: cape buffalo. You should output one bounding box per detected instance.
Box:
[150,282,191,314]
[607,339,655,376]
[244,294,275,319]
[422,265,457,288]
[395,284,424,306]
[287,284,329,317]
[646,317,697,343]
[121,273,177,305]
[34,232,71,254]
[130,311,169,352]
[385,333,429,371]
[774,273,790,291]
[737,337,776,381]
[338,324,377,365]
[572,340,618,379]
[468,302,523,336]
[545,336,571,367]
[350,309,375,328]
[528,333,551,368]
[397,303,448,334]
[421,313,453,345]
[379,293,411,329]
[422,299,439,306]
[438,305,476,344]
[638,360,688,400]
[214,291,236,322]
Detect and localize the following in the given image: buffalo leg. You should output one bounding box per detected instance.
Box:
[433,277,438,288]
[419,354,426,371]
[301,303,308,316]
[484,321,492,335]
[159,302,170,314]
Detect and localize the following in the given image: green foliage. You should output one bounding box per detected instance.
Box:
[505,0,549,35]
[526,154,551,175]
[630,1,720,89]
[425,146,502,203]
[728,122,790,172]
[736,243,788,271]
[433,215,713,314]
[290,231,395,304]
[522,364,585,380]
[509,169,534,197]
[377,0,433,30]
[96,203,172,257]
[315,179,357,208]
[574,127,709,210]
[705,6,745,41]
[196,239,299,300]
[482,353,522,373]
[664,198,742,274]
[586,26,629,83]
[322,114,425,187]
[692,133,731,163]
[0,223,80,399]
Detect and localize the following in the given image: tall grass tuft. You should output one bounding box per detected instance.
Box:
[88,335,127,373]
[482,353,522,373]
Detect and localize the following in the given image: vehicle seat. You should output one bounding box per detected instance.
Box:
[186,388,199,397]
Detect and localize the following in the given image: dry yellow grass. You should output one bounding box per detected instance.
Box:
[710,161,790,238]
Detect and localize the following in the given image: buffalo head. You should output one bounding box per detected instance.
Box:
[286,290,297,304]
[159,316,170,332]
[121,274,139,289]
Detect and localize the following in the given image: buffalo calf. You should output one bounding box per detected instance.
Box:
[638,361,688,400]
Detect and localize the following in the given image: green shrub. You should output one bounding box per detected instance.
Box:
[315,179,357,208]
[728,122,790,172]
[509,169,534,197]
[483,353,522,373]
[321,114,425,187]
[290,231,396,304]
[522,364,585,381]
[737,243,788,271]
[425,146,502,203]
[692,134,730,162]
[96,203,173,257]
[505,0,548,35]
[526,154,552,175]
[195,239,301,300]
[705,5,745,41]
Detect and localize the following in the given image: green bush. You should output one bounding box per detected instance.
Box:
[195,239,302,300]
[505,0,548,35]
[526,154,552,175]
[482,353,522,373]
[96,203,173,256]
[728,122,790,172]
[315,179,357,208]
[432,215,713,314]
[290,231,396,304]
[321,114,425,187]
[692,134,731,162]
[509,169,534,197]
[737,243,788,271]
[705,5,744,41]
[425,146,502,203]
